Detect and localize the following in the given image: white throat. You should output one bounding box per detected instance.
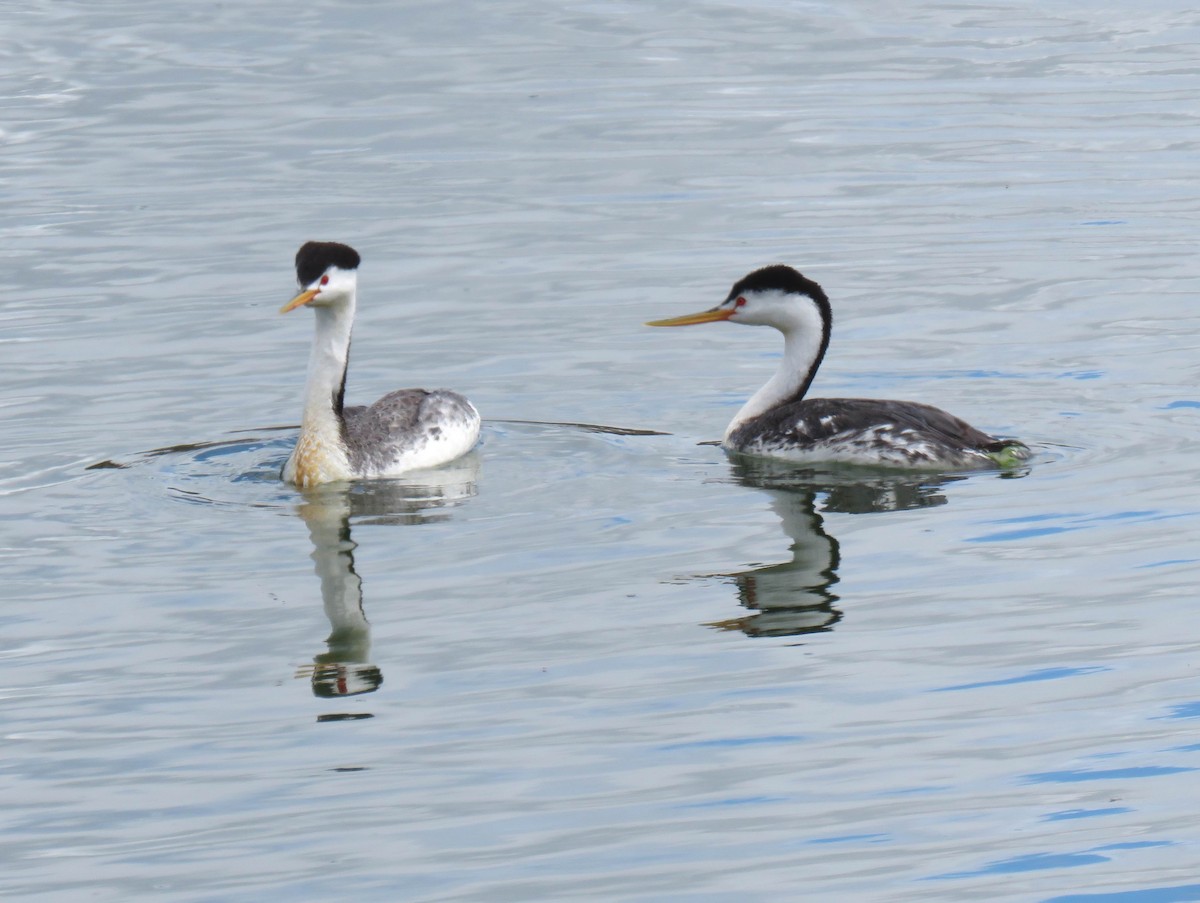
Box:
[724,302,826,440]
[304,301,354,422]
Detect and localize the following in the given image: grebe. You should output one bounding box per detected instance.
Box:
[647,265,1028,469]
[279,241,480,487]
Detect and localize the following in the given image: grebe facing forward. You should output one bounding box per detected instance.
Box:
[647,265,1028,469]
[279,241,480,488]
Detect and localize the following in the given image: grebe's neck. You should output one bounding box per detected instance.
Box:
[285,299,356,487]
[301,301,354,436]
[724,305,829,441]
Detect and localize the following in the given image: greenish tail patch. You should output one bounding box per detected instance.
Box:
[986,441,1031,469]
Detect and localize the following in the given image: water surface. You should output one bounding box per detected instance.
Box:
[4,1,1200,900]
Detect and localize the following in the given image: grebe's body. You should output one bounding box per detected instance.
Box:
[280,241,480,488]
[725,395,1018,468]
[648,265,1027,470]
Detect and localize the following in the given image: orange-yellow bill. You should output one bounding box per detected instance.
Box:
[645,307,734,327]
[280,288,320,314]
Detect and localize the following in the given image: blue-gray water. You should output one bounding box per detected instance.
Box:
[4,2,1200,900]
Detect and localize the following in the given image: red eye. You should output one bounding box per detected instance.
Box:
[320,275,330,286]
[735,296,746,308]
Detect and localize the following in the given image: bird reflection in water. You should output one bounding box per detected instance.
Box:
[706,456,968,638]
[293,455,479,701]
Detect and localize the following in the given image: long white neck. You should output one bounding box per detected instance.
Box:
[284,297,356,487]
[300,299,354,435]
[725,305,828,440]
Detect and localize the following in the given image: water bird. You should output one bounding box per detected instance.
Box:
[646,265,1028,469]
[279,241,480,487]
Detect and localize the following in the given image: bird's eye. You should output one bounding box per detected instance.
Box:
[320,275,330,286]
[734,296,746,308]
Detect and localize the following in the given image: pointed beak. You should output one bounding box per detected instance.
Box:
[280,288,320,314]
[645,306,734,327]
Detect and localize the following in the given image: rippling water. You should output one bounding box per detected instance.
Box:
[4,1,1200,900]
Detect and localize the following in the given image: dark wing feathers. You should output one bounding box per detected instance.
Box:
[731,397,997,451]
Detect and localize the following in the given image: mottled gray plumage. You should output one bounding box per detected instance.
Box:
[729,396,1016,468]
[341,388,480,476]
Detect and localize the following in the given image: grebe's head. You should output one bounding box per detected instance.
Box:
[280,241,361,313]
[646,264,830,332]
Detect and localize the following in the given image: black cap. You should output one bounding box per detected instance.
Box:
[295,241,361,286]
[725,264,827,305]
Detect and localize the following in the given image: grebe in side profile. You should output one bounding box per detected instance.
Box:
[647,265,1028,469]
[279,241,480,488]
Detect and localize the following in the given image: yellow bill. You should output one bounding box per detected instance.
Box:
[645,307,734,327]
[280,288,320,314]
